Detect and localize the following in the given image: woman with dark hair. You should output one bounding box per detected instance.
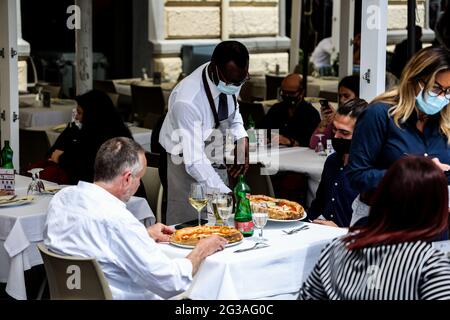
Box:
[47,90,132,184]
[309,75,360,149]
[299,156,450,300]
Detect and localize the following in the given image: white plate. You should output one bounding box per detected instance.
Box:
[170,239,243,249]
[0,196,34,208]
[268,212,308,222]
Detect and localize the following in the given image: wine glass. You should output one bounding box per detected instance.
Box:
[251,205,269,242]
[27,168,45,195]
[215,193,234,226]
[188,183,207,226]
[314,134,327,156]
[206,187,220,225]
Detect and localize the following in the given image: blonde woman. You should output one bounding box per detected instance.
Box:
[347,46,450,228]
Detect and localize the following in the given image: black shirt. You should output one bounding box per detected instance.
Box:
[257,99,321,147]
[308,152,358,227]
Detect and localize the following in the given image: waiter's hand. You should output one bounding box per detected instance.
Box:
[228,137,249,178]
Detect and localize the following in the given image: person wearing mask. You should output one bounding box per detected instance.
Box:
[32,90,134,186]
[309,75,360,149]
[258,73,321,147]
[308,98,368,228]
[159,41,250,225]
[299,156,450,300]
[44,137,227,300]
[347,46,450,227]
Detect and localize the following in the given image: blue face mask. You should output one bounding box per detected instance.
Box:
[416,86,449,115]
[217,80,242,96]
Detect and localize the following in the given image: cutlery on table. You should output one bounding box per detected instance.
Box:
[282,225,310,235]
[234,242,270,253]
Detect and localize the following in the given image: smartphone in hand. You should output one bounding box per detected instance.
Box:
[319,99,330,110]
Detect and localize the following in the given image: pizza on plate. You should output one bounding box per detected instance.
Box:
[249,195,305,220]
[170,225,243,246]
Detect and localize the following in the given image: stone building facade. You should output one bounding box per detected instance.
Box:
[149,0,431,82]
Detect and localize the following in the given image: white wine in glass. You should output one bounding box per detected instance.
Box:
[189,183,207,226]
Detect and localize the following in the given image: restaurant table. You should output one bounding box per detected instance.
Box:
[228,147,327,207]
[159,221,347,299]
[113,78,176,103]
[0,175,155,300]
[26,124,153,152]
[19,95,76,129]
[306,76,339,98]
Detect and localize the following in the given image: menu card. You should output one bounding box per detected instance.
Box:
[0,169,15,195]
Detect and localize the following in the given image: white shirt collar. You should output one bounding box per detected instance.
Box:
[77,181,127,209]
[205,62,222,99]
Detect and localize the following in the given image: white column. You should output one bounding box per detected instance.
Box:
[75,0,93,95]
[330,0,340,64]
[0,0,20,170]
[339,0,355,79]
[289,0,302,73]
[360,0,387,102]
[221,0,230,41]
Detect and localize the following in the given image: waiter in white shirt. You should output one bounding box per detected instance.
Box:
[159,41,250,225]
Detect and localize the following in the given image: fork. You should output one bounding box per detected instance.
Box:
[234,242,269,253]
[282,225,309,235]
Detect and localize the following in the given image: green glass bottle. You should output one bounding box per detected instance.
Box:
[1,141,13,169]
[234,174,254,237]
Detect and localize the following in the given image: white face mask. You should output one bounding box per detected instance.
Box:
[217,81,242,95]
[416,84,450,115]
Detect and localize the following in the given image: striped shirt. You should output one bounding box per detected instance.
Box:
[298,238,450,300]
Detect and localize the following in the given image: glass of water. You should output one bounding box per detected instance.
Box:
[252,205,269,242]
[215,193,234,226]
[206,187,220,225]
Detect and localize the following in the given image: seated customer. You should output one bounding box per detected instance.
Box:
[299,156,450,300]
[44,137,226,300]
[309,75,360,149]
[47,90,133,184]
[308,98,368,227]
[258,74,320,147]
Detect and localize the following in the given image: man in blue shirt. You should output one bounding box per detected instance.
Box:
[308,98,368,227]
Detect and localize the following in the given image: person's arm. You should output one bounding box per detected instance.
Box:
[419,250,450,300]
[186,235,228,275]
[170,100,231,193]
[308,157,332,220]
[298,240,335,300]
[347,104,389,193]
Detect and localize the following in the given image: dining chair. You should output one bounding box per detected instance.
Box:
[141,166,163,223]
[265,74,284,100]
[19,129,51,174]
[130,84,165,126]
[237,100,266,128]
[42,84,62,99]
[37,243,113,300]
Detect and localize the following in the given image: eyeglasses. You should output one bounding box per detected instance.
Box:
[216,66,250,87]
[421,81,450,99]
[428,84,450,100]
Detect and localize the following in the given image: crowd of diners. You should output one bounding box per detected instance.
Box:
[38,38,450,299]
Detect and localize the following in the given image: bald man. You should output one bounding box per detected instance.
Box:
[258,74,320,147]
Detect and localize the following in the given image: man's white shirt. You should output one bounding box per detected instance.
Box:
[44,181,193,300]
[159,62,248,193]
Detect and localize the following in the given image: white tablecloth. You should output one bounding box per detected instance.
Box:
[19,97,76,129]
[26,125,152,152]
[0,175,155,300]
[113,78,175,105]
[159,221,347,299]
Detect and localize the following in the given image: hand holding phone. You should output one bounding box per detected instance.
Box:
[319,99,330,110]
